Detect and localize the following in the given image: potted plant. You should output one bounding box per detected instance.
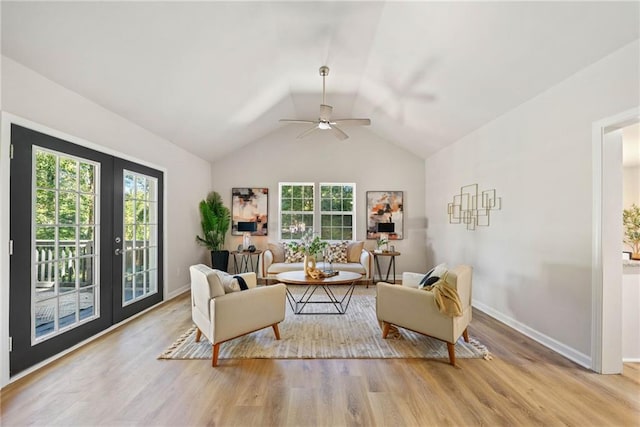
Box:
[623,203,640,260]
[196,191,231,271]
[375,236,389,253]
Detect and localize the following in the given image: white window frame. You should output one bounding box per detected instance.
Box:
[278,182,356,241]
[278,182,315,240]
[122,170,159,307]
[319,182,356,241]
[31,146,101,344]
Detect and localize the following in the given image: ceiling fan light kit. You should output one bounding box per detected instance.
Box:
[280,66,371,140]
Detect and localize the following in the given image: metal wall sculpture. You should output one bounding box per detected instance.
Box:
[448,184,501,230]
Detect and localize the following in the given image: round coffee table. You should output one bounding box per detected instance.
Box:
[276,271,362,314]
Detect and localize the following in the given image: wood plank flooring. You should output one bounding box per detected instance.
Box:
[1,290,639,426]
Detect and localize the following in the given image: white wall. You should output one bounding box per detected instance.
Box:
[424,40,639,366]
[623,166,640,209]
[0,56,212,385]
[210,125,427,275]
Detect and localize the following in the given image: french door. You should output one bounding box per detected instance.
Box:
[9,124,163,376]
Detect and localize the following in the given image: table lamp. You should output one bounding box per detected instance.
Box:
[376,222,395,251]
[237,221,257,250]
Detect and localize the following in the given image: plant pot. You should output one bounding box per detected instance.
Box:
[211,250,230,272]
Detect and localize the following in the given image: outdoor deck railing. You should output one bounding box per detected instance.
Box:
[35,240,94,285]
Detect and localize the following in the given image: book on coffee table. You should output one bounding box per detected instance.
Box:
[320,270,339,278]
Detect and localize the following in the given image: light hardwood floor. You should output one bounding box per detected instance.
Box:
[1,291,639,426]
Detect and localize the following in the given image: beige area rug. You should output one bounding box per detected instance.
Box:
[159,286,490,361]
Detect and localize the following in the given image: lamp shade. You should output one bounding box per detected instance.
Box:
[377,222,395,233]
[237,221,257,232]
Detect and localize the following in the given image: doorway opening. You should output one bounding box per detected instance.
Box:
[592,107,640,374]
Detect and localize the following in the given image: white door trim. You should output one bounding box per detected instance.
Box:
[591,107,640,374]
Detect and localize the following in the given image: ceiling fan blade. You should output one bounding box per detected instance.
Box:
[297,125,320,139]
[280,119,316,124]
[332,118,371,126]
[319,104,333,121]
[329,125,349,141]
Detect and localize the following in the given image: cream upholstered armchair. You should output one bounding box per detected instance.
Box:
[376,265,473,366]
[190,264,287,367]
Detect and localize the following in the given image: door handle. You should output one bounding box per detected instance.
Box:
[115,237,122,255]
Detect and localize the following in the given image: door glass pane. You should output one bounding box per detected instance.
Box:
[58,192,77,224]
[79,194,95,224]
[58,292,78,329]
[32,147,100,343]
[35,190,56,224]
[122,170,159,306]
[58,157,78,192]
[79,162,95,193]
[79,288,95,321]
[34,299,56,338]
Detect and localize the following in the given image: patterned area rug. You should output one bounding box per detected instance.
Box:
[159,286,490,361]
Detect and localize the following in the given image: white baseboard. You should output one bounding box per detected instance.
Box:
[623,357,640,363]
[473,300,592,369]
[167,282,190,300]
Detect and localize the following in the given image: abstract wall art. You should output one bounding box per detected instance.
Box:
[366,191,403,239]
[232,187,268,235]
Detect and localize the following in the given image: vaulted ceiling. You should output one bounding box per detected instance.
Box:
[2,1,639,162]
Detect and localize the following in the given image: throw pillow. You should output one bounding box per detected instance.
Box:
[346,241,364,263]
[216,271,241,293]
[326,242,348,263]
[284,246,305,263]
[233,275,249,291]
[268,242,285,263]
[419,263,448,289]
[420,276,440,288]
[203,267,225,298]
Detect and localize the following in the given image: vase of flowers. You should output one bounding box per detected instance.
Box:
[288,230,327,276]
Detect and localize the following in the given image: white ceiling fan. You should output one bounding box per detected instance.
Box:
[280,66,371,140]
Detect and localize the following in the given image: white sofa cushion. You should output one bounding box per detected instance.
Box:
[267,262,305,274]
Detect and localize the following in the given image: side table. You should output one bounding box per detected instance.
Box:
[373,251,400,284]
[231,250,262,274]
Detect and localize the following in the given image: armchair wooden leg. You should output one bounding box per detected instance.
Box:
[381,321,391,339]
[462,328,469,343]
[212,343,220,367]
[447,342,456,366]
[272,323,281,340]
[195,328,202,343]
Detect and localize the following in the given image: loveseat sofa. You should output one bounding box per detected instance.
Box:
[259,241,372,284]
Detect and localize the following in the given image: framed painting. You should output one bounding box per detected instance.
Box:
[366,191,403,240]
[232,187,268,235]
